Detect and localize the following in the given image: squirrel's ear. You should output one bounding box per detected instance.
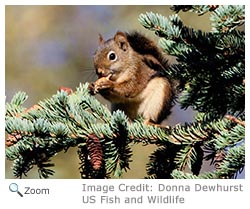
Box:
[98,34,104,45]
[114,32,129,51]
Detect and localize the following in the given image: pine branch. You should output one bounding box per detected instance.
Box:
[6,5,245,179]
[5,84,177,178]
[138,12,184,39]
[210,5,245,33]
[139,6,245,118]
[172,142,244,179]
[5,91,28,117]
[139,5,244,179]
[216,143,245,178]
[171,5,219,15]
[225,114,245,126]
[174,143,203,176]
[146,144,183,179]
[6,84,115,178]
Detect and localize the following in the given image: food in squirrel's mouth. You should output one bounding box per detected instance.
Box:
[98,73,113,79]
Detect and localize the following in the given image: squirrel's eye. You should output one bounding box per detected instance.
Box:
[107,51,117,61]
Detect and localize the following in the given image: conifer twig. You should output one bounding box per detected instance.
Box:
[225,115,245,126]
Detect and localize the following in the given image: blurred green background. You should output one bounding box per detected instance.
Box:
[5,5,211,179]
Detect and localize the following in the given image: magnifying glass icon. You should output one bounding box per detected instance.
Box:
[9,183,23,197]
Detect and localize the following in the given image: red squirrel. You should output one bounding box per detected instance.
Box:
[89,31,174,124]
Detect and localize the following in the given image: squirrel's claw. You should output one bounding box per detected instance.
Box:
[88,82,97,95]
[88,76,114,95]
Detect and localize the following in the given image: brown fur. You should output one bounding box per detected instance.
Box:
[89,31,174,123]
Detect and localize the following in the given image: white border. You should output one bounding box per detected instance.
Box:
[1,1,249,209]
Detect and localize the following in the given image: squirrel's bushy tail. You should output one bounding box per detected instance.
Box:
[126,31,170,71]
[126,31,179,98]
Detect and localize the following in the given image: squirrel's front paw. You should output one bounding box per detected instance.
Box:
[95,76,114,92]
[88,82,96,95]
[89,75,113,95]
